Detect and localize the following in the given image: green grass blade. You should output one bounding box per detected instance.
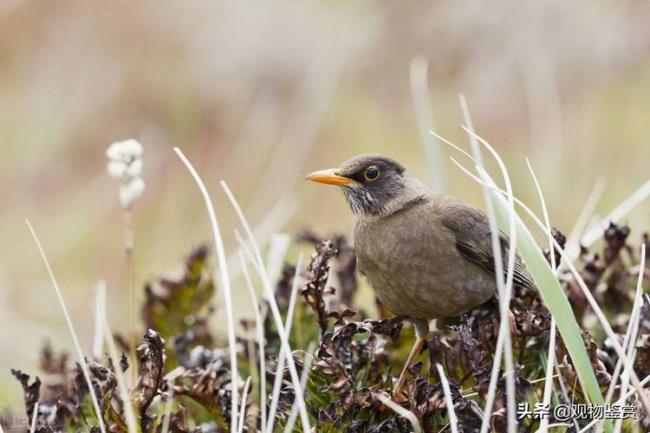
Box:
[489,190,605,407]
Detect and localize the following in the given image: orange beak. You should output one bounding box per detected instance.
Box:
[305,168,356,186]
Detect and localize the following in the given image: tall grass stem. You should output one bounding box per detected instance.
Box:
[98,291,139,433]
[436,363,459,433]
[222,181,311,432]
[265,254,304,432]
[371,392,423,433]
[25,219,107,433]
[459,113,517,433]
[240,252,268,433]
[283,343,316,433]
[29,401,38,433]
[173,148,239,432]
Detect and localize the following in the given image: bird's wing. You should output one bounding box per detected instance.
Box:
[437,197,536,291]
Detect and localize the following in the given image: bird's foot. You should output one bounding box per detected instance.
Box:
[391,387,408,403]
[391,332,427,404]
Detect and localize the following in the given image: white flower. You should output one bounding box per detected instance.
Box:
[125,158,143,177]
[121,139,143,157]
[119,178,146,208]
[106,142,124,160]
[106,138,145,209]
[107,160,127,179]
[128,177,145,196]
[106,139,143,162]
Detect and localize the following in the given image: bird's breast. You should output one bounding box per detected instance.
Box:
[353,206,495,319]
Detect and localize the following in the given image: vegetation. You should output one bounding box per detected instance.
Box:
[5,217,650,432]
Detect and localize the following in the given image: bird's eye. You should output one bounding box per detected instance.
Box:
[364,166,380,181]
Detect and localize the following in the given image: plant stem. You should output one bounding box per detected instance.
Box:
[123,207,137,385]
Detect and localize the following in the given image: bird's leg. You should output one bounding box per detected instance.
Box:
[392,336,425,401]
[392,319,430,401]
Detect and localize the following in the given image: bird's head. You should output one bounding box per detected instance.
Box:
[306,154,411,216]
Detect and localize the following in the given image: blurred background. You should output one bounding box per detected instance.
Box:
[1,0,650,406]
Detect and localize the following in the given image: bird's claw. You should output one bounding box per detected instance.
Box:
[392,389,407,403]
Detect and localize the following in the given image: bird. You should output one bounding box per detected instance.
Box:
[306,154,535,400]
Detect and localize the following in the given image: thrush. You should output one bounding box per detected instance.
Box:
[306,154,535,400]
